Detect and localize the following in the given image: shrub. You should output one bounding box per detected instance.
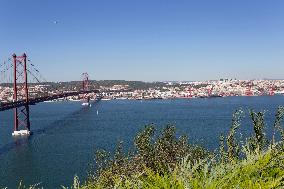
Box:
[85,124,208,188]
[273,106,284,143]
[248,110,268,151]
[72,107,284,188]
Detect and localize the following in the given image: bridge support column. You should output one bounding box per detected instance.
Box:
[12,53,31,136]
[82,72,91,106]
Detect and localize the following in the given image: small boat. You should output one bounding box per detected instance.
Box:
[101,98,111,101]
[82,102,90,106]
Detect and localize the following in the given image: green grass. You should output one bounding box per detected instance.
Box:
[177,147,284,189]
[69,145,284,189]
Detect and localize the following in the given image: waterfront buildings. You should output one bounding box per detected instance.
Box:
[1,79,284,102]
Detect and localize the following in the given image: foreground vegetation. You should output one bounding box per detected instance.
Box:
[12,107,284,189]
[63,106,284,189]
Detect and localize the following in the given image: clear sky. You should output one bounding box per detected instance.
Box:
[0,0,283,82]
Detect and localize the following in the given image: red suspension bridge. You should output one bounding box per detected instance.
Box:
[0,53,99,136]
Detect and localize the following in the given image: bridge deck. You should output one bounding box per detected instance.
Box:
[0,90,99,111]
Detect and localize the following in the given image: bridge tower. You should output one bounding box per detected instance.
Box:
[82,72,90,106]
[12,53,31,136]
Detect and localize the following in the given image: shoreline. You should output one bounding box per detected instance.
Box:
[42,94,284,102]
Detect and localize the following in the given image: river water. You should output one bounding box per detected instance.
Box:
[0,96,284,188]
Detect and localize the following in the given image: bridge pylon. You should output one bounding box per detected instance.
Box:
[12,53,31,136]
[81,72,91,106]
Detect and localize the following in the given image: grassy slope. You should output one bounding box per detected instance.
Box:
[76,147,284,189]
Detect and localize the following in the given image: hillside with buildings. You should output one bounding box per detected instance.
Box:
[1,79,284,103]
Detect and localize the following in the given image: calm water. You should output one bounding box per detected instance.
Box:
[0,96,284,188]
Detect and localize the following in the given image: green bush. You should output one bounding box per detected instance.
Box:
[83,124,209,188]
[76,106,284,189]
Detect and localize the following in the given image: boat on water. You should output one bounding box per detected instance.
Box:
[116,97,128,100]
[82,102,91,107]
[101,98,111,101]
[69,99,81,102]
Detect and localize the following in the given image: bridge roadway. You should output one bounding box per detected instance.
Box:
[0,90,99,111]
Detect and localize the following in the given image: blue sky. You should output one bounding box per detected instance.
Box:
[0,0,283,82]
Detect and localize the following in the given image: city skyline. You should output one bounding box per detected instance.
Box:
[1,0,284,82]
